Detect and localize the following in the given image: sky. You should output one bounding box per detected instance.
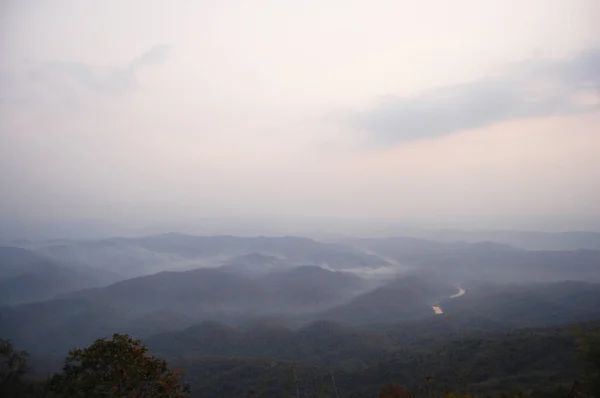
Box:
[1,0,599,232]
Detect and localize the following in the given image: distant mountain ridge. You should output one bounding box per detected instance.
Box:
[0,264,376,356]
[397,229,600,250]
[344,237,600,283]
[60,264,371,316]
[33,233,392,279]
[0,246,118,305]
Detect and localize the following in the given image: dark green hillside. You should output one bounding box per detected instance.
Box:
[322,274,456,325]
[165,320,600,397]
[145,319,395,366]
[3,318,600,397]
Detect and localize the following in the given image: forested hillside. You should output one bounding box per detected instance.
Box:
[2,233,600,397]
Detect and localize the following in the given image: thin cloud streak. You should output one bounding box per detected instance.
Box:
[3,45,173,107]
[351,49,600,145]
[130,44,172,68]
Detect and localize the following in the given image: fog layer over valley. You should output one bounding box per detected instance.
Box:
[2,231,600,388]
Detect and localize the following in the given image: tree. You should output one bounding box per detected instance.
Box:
[49,333,189,397]
[379,384,412,398]
[0,339,31,396]
[576,328,600,397]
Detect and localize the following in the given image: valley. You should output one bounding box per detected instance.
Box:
[431,286,465,314]
[2,231,600,396]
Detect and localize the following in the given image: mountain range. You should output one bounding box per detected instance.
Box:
[1,231,600,397]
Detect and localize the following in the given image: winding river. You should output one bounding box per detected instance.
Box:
[432,286,465,315]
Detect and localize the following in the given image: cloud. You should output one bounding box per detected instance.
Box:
[130,44,172,68]
[1,44,172,111]
[351,49,600,145]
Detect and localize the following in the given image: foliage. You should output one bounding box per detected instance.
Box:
[0,338,31,396]
[2,319,600,397]
[575,327,600,397]
[379,384,412,397]
[160,321,600,397]
[48,333,189,397]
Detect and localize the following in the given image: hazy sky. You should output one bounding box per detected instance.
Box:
[1,0,599,230]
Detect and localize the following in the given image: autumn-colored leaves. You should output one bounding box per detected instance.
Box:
[48,333,190,397]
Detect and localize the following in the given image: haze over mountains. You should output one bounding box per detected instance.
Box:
[1,229,600,393]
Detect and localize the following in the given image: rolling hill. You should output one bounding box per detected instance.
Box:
[0,246,118,305]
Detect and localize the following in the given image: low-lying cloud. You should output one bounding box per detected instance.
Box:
[352,49,600,145]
